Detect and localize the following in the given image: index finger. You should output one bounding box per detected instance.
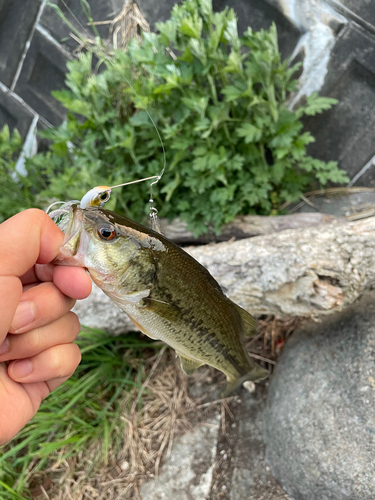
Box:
[20,264,55,286]
[0,209,64,340]
[0,209,64,277]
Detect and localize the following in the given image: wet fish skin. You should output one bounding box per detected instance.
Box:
[57,205,269,395]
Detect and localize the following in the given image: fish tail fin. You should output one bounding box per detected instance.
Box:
[221,364,269,398]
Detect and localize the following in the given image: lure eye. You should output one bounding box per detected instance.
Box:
[100,193,109,202]
[98,225,117,240]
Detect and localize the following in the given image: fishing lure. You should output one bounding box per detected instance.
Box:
[77,174,163,233]
[80,186,112,208]
[47,174,163,235]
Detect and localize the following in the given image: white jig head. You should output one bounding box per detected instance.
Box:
[80,186,112,208]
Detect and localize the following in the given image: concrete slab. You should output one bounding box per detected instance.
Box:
[0,0,41,87]
[14,27,71,125]
[208,389,291,500]
[0,84,34,139]
[140,416,220,500]
[303,23,375,184]
[139,387,290,500]
[229,390,291,500]
[40,0,121,51]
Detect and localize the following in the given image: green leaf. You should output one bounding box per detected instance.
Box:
[222,83,246,101]
[224,15,240,50]
[171,137,192,150]
[227,154,245,170]
[198,0,213,18]
[224,50,243,73]
[193,146,208,156]
[180,15,203,39]
[296,92,338,118]
[192,156,208,171]
[210,185,236,204]
[156,19,177,44]
[188,38,207,64]
[129,110,152,127]
[236,123,262,143]
[161,173,181,201]
[181,95,209,114]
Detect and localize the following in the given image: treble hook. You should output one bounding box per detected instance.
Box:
[149,176,164,234]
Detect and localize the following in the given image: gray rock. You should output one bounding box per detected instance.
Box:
[140,416,220,500]
[264,291,375,500]
[227,389,291,500]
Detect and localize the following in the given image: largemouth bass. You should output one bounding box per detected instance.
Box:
[56,205,268,396]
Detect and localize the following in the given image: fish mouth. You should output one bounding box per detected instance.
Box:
[54,204,89,266]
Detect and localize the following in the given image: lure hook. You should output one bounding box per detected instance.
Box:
[149,175,161,212]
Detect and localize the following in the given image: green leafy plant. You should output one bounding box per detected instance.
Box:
[9,0,348,234]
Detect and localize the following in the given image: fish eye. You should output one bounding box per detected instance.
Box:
[98,225,117,240]
[100,193,109,201]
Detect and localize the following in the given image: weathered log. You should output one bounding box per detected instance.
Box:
[73,216,375,333]
[160,213,344,244]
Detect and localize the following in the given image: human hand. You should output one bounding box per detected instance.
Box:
[0,209,92,445]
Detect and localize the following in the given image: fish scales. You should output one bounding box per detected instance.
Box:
[55,205,268,395]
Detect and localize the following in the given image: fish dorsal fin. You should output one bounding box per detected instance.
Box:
[143,297,181,323]
[178,353,204,376]
[234,304,257,338]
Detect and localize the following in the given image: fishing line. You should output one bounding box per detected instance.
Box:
[110,175,159,189]
[58,0,90,35]
[119,73,167,211]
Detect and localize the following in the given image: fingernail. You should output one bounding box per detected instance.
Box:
[11,359,33,378]
[11,301,35,332]
[0,338,8,356]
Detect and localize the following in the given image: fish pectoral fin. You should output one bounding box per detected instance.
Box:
[142,297,181,323]
[234,304,257,338]
[118,288,151,305]
[178,353,204,376]
[221,365,269,398]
